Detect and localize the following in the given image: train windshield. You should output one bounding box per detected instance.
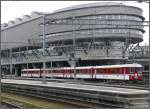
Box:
[138,67,142,73]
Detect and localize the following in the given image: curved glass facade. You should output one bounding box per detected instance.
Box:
[46,29,143,38]
[78,14,143,21]
[44,14,144,42]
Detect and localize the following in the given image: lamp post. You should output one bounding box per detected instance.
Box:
[149,13,150,109]
[39,13,54,83]
[42,14,46,84]
[72,16,76,80]
[0,20,1,106]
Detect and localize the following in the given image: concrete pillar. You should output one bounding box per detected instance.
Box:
[14,66,18,77]
[26,46,29,76]
[10,48,13,76]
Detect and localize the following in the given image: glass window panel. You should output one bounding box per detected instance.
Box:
[112,15,115,19]
[98,16,102,19]
[120,15,125,19]
[127,16,130,19]
[95,16,99,19]
[116,15,119,19]
[101,15,106,19]
[118,15,121,19]
[107,15,111,19]
[105,15,108,19]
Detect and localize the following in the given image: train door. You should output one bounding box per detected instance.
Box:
[134,67,138,79]
[135,67,142,80]
[39,69,42,78]
[93,68,97,79]
[129,67,135,80]
[137,67,142,80]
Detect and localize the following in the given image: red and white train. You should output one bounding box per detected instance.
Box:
[21,63,143,81]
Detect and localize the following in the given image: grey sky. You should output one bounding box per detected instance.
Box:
[1,1,149,45]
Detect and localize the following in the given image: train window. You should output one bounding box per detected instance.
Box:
[108,69,110,73]
[126,68,129,73]
[102,69,105,73]
[122,68,125,74]
[111,69,115,73]
[80,69,82,73]
[109,69,112,73]
[86,69,88,73]
[120,68,123,74]
[79,69,82,73]
[84,69,87,73]
[130,68,134,73]
[96,69,99,73]
[107,69,109,73]
[98,69,101,73]
[78,69,80,73]
[82,69,85,73]
[116,68,119,73]
[87,69,89,73]
[138,68,142,73]
[115,68,118,73]
[87,69,90,73]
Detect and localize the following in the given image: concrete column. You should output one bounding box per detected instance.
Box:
[10,48,13,77]
[26,46,29,76]
[14,66,18,77]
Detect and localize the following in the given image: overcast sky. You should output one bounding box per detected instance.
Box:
[1,1,149,45]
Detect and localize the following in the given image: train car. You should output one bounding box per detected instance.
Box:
[21,63,142,81]
[21,69,41,77]
[93,63,142,81]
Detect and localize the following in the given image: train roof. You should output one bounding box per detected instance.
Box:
[22,63,142,71]
[94,63,142,69]
[22,69,40,71]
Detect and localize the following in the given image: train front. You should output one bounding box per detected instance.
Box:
[129,63,143,81]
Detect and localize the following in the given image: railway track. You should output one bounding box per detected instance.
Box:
[2,77,149,108]
[1,101,21,108]
[3,77,149,90]
[2,83,122,108]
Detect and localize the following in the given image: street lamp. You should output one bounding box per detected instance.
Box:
[72,15,76,80]
[0,20,2,106]
[39,14,54,84]
[37,14,47,84]
[42,14,46,84]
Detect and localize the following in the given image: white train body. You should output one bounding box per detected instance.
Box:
[21,63,143,81]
